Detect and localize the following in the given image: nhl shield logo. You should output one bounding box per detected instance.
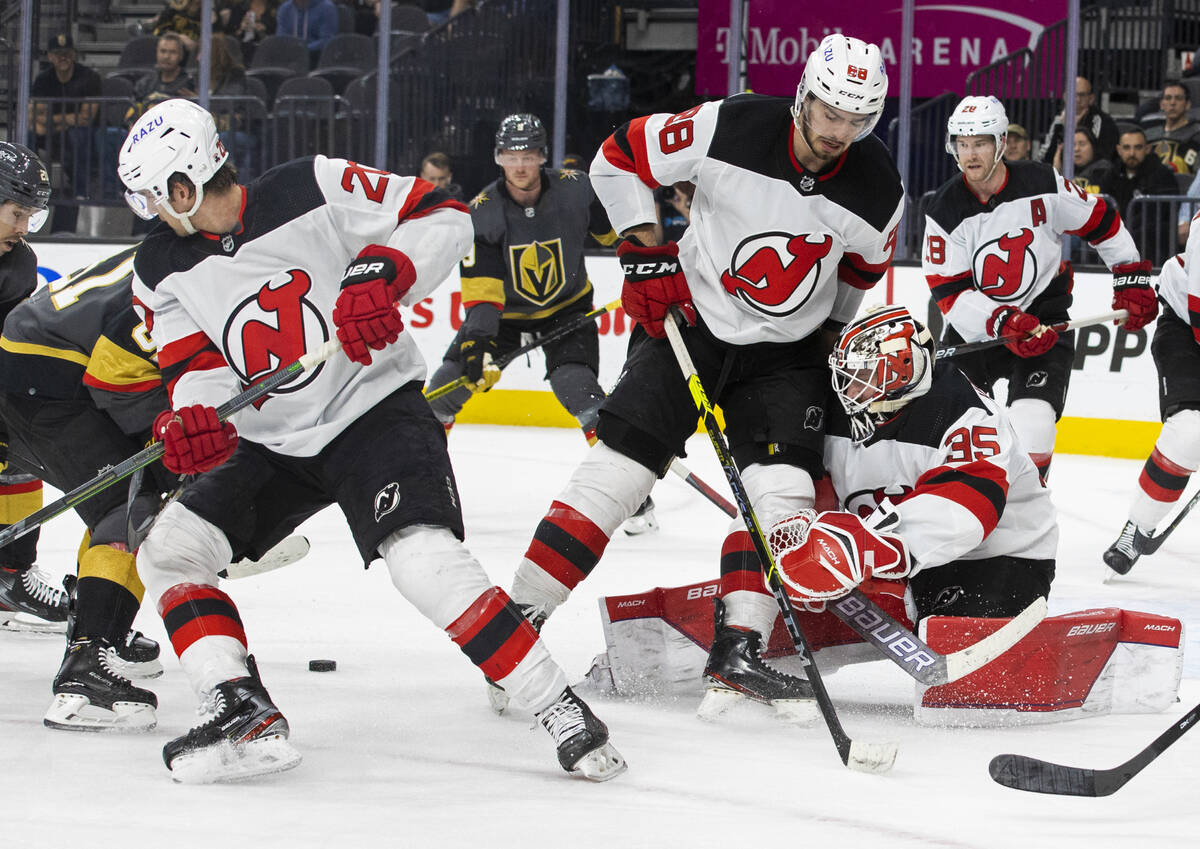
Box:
[799,175,815,193]
[221,234,235,252]
[374,482,401,522]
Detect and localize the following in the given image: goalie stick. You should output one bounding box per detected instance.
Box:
[936,310,1128,360]
[0,339,344,551]
[989,699,1200,796]
[664,311,897,774]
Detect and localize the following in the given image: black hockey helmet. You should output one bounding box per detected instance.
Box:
[0,142,51,212]
[494,114,547,159]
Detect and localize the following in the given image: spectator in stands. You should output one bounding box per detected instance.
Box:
[130,32,197,119]
[208,34,259,179]
[1041,75,1118,165]
[142,0,204,51]
[1102,126,1180,265]
[232,0,278,62]
[1142,81,1200,175]
[656,183,691,243]
[276,0,339,67]
[1054,127,1112,194]
[29,32,102,234]
[1005,123,1031,161]
[418,152,462,201]
[419,0,473,28]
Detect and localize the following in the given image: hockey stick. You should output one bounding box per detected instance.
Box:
[935,310,1128,360]
[219,536,312,580]
[1139,488,1200,555]
[664,311,897,774]
[989,699,1200,796]
[424,298,623,403]
[668,459,737,517]
[0,339,343,551]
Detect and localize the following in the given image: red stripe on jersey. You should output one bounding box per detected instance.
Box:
[909,460,1009,535]
[82,374,162,394]
[404,197,469,222]
[838,254,887,290]
[524,537,588,590]
[394,179,436,223]
[0,479,42,496]
[157,582,236,616]
[600,133,637,175]
[158,331,215,371]
[625,117,659,188]
[167,615,248,656]
[1138,448,1193,502]
[1189,294,1200,343]
[926,271,974,312]
[1066,197,1120,243]
[545,501,609,558]
[164,350,228,402]
[132,296,154,332]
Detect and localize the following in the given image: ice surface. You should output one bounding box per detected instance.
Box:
[6,426,1198,848]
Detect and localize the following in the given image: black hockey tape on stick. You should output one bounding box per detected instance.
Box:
[663,309,897,774]
[1139,488,1200,555]
[935,310,1128,360]
[0,340,343,551]
[424,299,622,402]
[989,698,1200,796]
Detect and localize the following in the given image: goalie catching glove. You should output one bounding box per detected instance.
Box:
[769,509,910,611]
[153,404,238,475]
[615,237,696,338]
[1111,260,1157,332]
[333,244,417,365]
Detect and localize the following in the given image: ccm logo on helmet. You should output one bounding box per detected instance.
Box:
[126,115,165,147]
[347,261,386,277]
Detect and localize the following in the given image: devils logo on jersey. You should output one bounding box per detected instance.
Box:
[508,239,565,307]
[221,268,328,398]
[972,229,1037,302]
[844,485,913,518]
[720,232,834,317]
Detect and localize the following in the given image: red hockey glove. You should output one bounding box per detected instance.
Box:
[769,510,909,612]
[987,305,1058,358]
[460,330,500,390]
[333,245,417,366]
[616,238,696,338]
[1111,261,1157,332]
[153,405,238,475]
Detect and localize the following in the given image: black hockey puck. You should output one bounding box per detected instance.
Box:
[308,659,337,672]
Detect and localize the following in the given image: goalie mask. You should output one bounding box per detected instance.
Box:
[792,34,888,141]
[830,305,935,442]
[946,95,1008,179]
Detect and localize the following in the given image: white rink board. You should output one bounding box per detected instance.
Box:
[29,242,1160,423]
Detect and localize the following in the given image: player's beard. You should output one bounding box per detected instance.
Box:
[799,108,844,166]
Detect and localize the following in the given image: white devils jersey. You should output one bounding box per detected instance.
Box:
[590,94,904,345]
[131,155,472,456]
[1157,219,1200,335]
[923,159,1141,342]
[825,362,1058,570]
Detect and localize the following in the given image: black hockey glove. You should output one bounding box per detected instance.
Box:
[460,331,500,390]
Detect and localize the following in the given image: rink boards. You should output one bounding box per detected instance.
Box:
[31,243,1162,458]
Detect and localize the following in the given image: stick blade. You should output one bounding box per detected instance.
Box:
[941,596,1048,684]
[988,754,1106,796]
[846,741,898,774]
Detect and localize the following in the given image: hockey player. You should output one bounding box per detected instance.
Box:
[923,95,1157,482]
[771,305,1056,626]
[118,99,625,783]
[495,35,903,718]
[0,142,67,628]
[1103,236,1200,575]
[0,246,172,730]
[426,114,658,533]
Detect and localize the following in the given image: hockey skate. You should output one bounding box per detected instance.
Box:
[44,637,158,732]
[486,603,548,715]
[697,599,819,724]
[0,565,69,633]
[1103,520,1151,577]
[163,655,300,784]
[621,496,659,536]
[107,630,164,679]
[537,686,627,781]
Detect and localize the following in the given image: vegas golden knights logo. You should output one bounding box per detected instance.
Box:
[508,239,565,306]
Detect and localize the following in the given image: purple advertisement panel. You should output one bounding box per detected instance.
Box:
[697,1,1067,98]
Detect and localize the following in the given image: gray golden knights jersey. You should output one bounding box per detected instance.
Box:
[131,155,472,457]
[825,361,1058,570]
[923,159,1141,343]
[591,93,904,345]
[0,245,166,435]
[460,168,617,319]
[0,240,37,322]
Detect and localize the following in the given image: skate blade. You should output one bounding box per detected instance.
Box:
[106,648,164,680]
[570,742,627,782]
[486,680,511,716]
[696,685,746,721]
[170,734,302,784]
[43,694,157,732]
[1,613,67,635]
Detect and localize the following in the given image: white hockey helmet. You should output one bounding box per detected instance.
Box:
[829,304,935,442]
[792,34,888,140]
[946,95,1008,173]
[118,98,228,232]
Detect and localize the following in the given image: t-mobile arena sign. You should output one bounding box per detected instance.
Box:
[696,1,1066,98]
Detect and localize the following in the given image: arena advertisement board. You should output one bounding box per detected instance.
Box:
[28,241,1160,455]
[695,1,1067,99]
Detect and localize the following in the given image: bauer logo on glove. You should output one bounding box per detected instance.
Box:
[769,510,909,611]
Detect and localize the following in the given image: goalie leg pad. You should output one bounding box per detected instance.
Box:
[916,608,1184,726]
